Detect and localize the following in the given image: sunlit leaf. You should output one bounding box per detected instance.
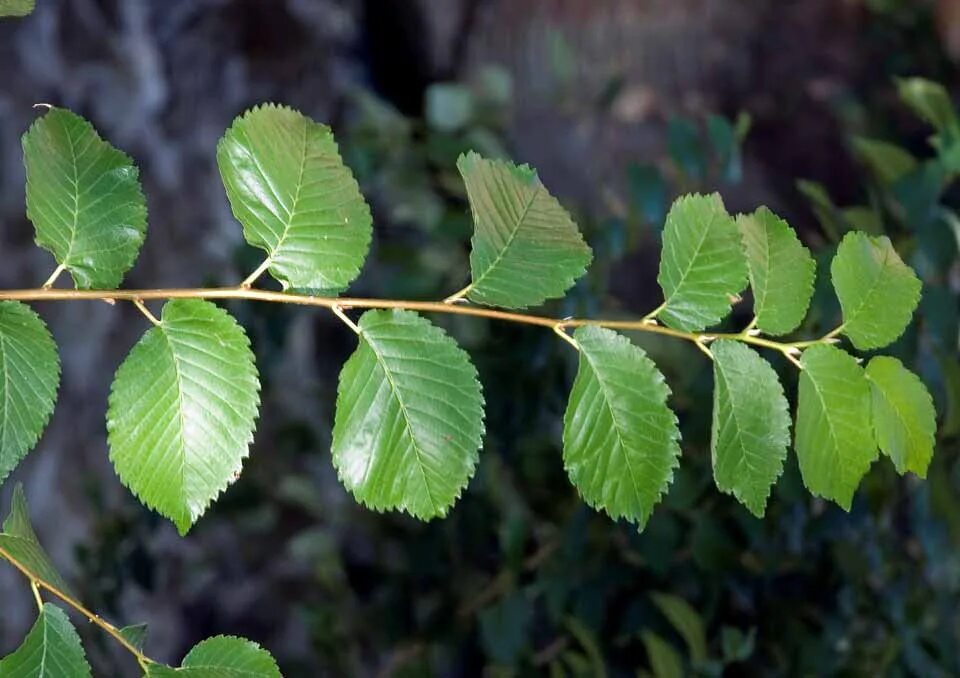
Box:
[457,151,592,309]
[0,301,60,484]
[0,604,91,677]
[332,309,485,519]
[563,326,680,527]
[145,635,280,677]
[218,104,372,292]
[107,300,261,535]
[23,108,147,289]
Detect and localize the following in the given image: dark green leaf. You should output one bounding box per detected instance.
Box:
[0,604,91,677]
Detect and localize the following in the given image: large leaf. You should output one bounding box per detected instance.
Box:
[865,356,936,478]
[217,104,372,292]
[0,484,72,596]
[331,309,485,519]
[456,151,592,309]
[145,636,281,677]
[107,300,261,535]
[23,108,147,289]
[562,326,680,527]
[0,0,35,17]
[795,345,877,509]
[0,302,60,483]
[710,340,790,517]
[656,193,748,331]
[736,208,815,335]
[0,604,91,677]
[831,232,921,350]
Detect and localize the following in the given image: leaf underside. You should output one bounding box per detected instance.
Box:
[831,231,921,350]
[710,340,790,517]
[0,301,60,484]
[145,635,281,677]
[23,108,147,289]
[563,326,680,527]
[332,309,485,519]
[107,300,261,535]
[795,344,877,510]
[458,151,592,309]
[657,193,748,331]
[865,356,936,477]
[0,604,91,678]
[737,207,815,335]
[217,103,372,292]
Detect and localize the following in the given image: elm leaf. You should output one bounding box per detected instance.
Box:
[0,604,91,677]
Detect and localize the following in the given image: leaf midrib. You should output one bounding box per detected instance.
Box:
[469,178,541,293]
[159,323,190,528]
[662,205,720,306]
[842,244,891,330]
[259,119,311,278]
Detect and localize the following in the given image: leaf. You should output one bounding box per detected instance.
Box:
[0,484,73,596]
[456,151,592,309]
[22,108,147,289]
[641,631,684,678]
[107,300,261,535]
[119,623,149,652]
[562,326,680,527]
[0,604,91,677]
[831,231,922,350]
[795,345,877,510]
[0,0,34,17]
[865,356,937,478]
[145,635,281,677]
[850,136,918,185]
[650,593,708,663]
[710,340,790,517]
[736,208,816,335]
[331,309,485,519]
[796,179,844,242]
[217,104,372,292]
[0,301,60,484]
[895,77,958,131]
[656,193,748,331]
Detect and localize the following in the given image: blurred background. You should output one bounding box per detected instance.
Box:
[1,0,959,675]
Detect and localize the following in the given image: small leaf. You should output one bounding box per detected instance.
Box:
[23,108,147,289]
[0,301,60,484]
[710,340,790,517]
[795,345,877,510]
[0,484,73,596]
[119,623,149,652]
[736,208,816,335]
[865,356,936,477]
[457,151,592,309]
[641,631,684,678]
[650,593,707,664]
[145,635,281,677]
[218,104,372,291]
[656,193,748,331]
[332,309,485,519]
[850,137,918,185]
[0,604,91,677]
[831,231,922,350]
[107,300,261,535]
[562,326,680,527]
[895,77,958,132]
[0,0,35,17]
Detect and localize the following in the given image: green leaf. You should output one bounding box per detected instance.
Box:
[456,151,592,309]
[331,309,485,519]
[795,344,877,510]
[736,207,816,335]
[119,623,149,652]
[0,484,73,596]
[217,104,372,292]
[865,356,936,477]
[641,631,684,678]
[850,136,918,185]
[107,300,261,535]
[831,231,922,350]
[23,108,147,289]
[0,604,91,677]
[562,326,680,527]
[0,0,35,17]
[650,593,707,664]
[796,179,844,242]
[656,193,748,331]
[145,635,281,677]
[895,77,958,132]
[0,302,60,483]
[710,340,790,517]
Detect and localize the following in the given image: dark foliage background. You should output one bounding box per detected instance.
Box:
[1,1,959,675]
